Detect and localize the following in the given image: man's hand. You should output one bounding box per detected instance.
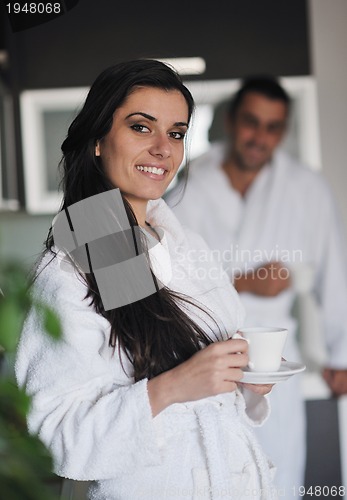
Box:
[322,368,347,396]
[233,261,291,297]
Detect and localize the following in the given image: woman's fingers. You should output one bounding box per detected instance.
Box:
[204,338,249,357]
[150,338,250,411]
[240,383,274,396]
[225,338,249,354]
[227,353,249,368]
[222,367,245,383]
[181,340,249,392]
[197,340,249,371]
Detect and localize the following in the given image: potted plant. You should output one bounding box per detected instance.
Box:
[0,259,62,499]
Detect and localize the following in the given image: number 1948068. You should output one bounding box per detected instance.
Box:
[292,485,345,497]
[6,3,61,14]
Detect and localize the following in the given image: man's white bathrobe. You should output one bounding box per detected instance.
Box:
[15,199,277,500]
[165,142,347,498]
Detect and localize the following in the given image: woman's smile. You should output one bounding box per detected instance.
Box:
[135,164,167,180]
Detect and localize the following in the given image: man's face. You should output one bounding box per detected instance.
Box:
[227,92,288,172]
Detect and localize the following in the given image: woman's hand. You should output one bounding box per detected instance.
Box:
[148,338,249,416]
[239,383,274,396]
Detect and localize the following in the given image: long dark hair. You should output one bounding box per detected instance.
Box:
[45,59,219,381]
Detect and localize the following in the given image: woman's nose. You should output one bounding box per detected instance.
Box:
[149,133,171,158]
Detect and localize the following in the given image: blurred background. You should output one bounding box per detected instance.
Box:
[0,0,346,495]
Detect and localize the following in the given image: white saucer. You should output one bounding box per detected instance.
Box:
[240,361,306,384]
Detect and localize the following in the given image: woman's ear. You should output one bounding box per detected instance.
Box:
[95,141,101,157]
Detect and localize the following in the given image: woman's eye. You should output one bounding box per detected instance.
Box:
[131,124,150,133]
[170,131,185,140]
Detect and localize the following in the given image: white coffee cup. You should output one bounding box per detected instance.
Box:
[236,326,288,372]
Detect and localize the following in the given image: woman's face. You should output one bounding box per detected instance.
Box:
[96,86,189,221]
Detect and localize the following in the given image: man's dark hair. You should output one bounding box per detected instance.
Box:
[227,75,291,120]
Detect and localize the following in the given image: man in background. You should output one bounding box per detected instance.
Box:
[165,76,347,498]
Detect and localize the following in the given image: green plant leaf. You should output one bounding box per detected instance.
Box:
[33,301,62,340]
[0,380,31,421]
[0,258,61,498]
[0,299,26,352]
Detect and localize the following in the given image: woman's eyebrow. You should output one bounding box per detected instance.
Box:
[175,122,189,128]
[126,112,156,121]
[125,112,188,128]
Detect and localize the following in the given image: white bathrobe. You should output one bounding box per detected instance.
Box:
[165,142,347,498]
[15,198,277,500]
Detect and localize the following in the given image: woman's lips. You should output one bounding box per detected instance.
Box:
[135,165,167,180]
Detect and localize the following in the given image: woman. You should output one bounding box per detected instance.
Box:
[15,59,276,499]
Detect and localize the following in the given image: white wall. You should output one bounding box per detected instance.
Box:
[308,0,347,489]
[308,0,347,235]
